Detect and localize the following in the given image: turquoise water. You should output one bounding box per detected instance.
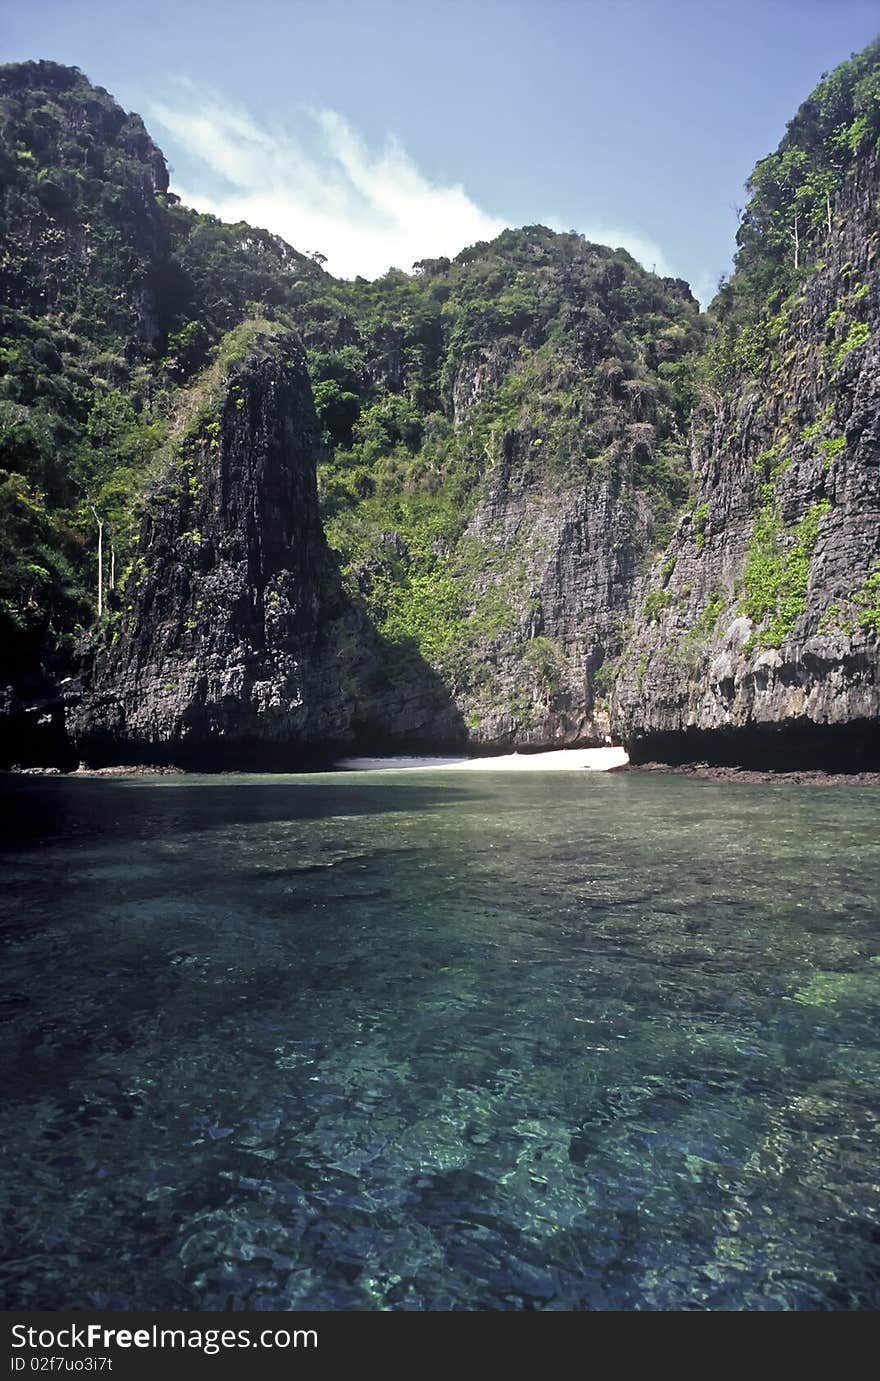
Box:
[1,769,879,1311]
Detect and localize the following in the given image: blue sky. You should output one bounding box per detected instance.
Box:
[3,0,878,303]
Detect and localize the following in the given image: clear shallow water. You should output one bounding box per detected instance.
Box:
[1,769,878,1312]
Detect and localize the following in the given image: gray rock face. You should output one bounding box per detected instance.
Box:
[71,332,352,764]
[449,426,653,748]
[0,62,169,349]
[70,329,465,765]
[63,153,880,771]
[614,151,880,767]
[69,327,666,764]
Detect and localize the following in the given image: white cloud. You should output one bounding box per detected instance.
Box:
[147,84,505,279]
[147,84,693,298]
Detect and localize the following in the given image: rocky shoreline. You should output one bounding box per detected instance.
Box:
[626,761,880,786]
[9,763,185,777]
[7,754,880,784]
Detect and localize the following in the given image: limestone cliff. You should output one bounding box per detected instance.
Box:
[70,328,343,763]
[614,149,880,768]
[442,424,657,749]
[69,326,464,765]
[4,50,880,772]
[0,60,170,351]
[318,242,700,754]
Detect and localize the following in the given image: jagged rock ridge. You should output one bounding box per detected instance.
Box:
[2,49,879,769]
[614,145,880,768]
[70,326,465,765]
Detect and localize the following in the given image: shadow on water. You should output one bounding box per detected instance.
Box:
[0,773,477,851]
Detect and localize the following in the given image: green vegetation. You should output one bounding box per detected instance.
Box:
[0,61,329,656]
[814,566,880,638]
[523,636,567,697]
[642,588,672,622]
[0,467,88,641]
[0,58,706,678]
[367,546,465,665]
[692,501,710,551]
[658,555,676,586]
[310,226,702,667]
[800,406,834,442]
[705,40,879,384]
[741,500,832,649]
[830,319,871,370]
[817,601,855,636]
[1,42,876,711]
[686,591,727,645]
[854,564,880,634]
[819,434,846,465]
[591,656,618,702]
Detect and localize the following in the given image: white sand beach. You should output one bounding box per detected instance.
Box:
[334,746,629,772]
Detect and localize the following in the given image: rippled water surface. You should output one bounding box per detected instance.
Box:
[1,769,879,1311]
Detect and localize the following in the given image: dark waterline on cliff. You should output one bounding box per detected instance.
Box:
[1,770,878,1311]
